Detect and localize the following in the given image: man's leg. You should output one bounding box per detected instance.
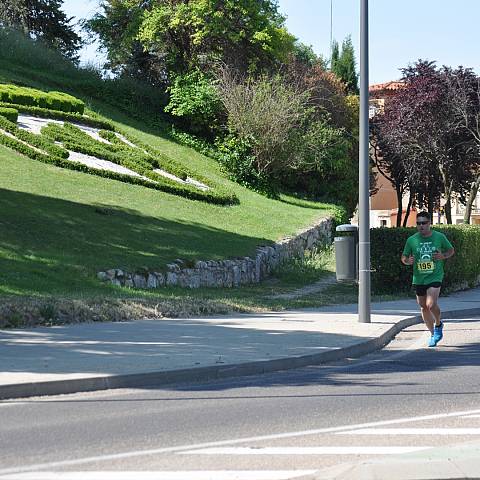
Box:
[426,287,441,327]
[427,287,444,344]
[416,294,435,334]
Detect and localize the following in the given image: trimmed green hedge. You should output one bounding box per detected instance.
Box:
[1,118,238,205]
[0,115,69,158]
[371,225,480,293]
[0,102,114,130]
[0,129,238,204]
[0,106,18,123]
[0,84,84,114]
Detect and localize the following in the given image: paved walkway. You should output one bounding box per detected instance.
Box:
[2,286,480,479]
[1,286,480,400]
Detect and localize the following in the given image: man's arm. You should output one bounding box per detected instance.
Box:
[401,239,414,265]
[401,254,414,265]
[433,248,455,261]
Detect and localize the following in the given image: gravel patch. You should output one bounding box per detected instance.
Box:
[68,150,153,181]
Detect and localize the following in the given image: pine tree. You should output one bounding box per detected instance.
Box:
[330,39,339,71]
[330,36,359,94]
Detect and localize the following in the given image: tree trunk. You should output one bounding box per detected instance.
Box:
[445,199,452,224]
[439,167,453,224]
[396,187,403,227]
[444,182,453,225]
[464,175,480,224]
[428,196,435,220]
[403,191,414,227]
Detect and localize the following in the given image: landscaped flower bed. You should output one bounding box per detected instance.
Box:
[0,83,238,205]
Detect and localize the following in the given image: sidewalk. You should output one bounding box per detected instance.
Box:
[1,286,480,401]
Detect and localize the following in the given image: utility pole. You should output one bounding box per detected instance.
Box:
[330,0,333,59]
[358,0,371,323]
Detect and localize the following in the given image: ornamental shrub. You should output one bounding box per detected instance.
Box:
[0,84,85,114]
[0,107,18,123]
[166,71,223,138]
[0,129,237,205]
[0,102,114,130]
[215,134,275,196]
[371,225,480,294]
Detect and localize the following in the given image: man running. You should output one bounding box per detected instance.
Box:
[401,211,455,347]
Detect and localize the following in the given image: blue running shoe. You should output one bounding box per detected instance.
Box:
[433,322,444,344]
[428,335,437,348]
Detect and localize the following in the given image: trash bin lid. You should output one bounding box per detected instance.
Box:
[335,224,358,232]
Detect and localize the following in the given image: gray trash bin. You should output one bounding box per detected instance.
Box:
[334,224,358,283]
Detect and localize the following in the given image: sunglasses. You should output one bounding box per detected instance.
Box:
[416,221,429,225]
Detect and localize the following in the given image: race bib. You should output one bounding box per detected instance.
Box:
[417,261,434,273]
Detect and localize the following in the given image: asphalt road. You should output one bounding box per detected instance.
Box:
[1,316,480,479]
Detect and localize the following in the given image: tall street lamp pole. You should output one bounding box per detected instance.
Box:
[358,0,371,323]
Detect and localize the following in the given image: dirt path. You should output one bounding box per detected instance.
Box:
[268,273,337,300]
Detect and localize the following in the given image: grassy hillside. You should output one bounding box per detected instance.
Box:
[0,33,345,322]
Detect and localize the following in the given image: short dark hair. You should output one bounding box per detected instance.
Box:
[417,211,431,222]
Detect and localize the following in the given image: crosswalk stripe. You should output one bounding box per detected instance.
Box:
[0,471,317,480]
[339,428,480,435]
[180,446,429,455]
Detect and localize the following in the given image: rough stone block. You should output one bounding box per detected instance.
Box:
[166,272,178,286]
[147,273,158,289]
[154,272,165,286]
[106,269,116,280]
[97,272,108,282]
[133,274,147,289]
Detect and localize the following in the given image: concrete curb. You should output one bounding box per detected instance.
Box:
[2,306,480,400]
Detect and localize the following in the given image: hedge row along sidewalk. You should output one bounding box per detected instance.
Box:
[0,83,238,205]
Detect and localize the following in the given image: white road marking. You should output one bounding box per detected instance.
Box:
[0,472,317,480]
[461,415,480,418]
[1,407,480,475]
[339,428,480,435]
[0,402,26,408]
[180,446,429,455]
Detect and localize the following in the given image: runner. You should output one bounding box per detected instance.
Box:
[401,211,455,347]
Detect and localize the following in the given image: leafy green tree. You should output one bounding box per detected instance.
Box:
[330,35,358,94]
[291,41,320,68]
[139,0,295,75]
[84,1,156,82]
[86,0,296,85]
[0,0,82,60]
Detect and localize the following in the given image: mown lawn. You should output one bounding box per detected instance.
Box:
[0,55,344,322]
[0,139,335,299]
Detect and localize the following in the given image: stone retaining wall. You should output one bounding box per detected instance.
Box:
[97,217,334,289]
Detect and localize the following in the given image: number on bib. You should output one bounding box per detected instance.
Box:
[417,261,434,272]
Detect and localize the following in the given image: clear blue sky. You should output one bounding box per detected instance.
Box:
[64,0,480,84]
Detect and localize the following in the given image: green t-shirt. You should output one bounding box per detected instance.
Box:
[402,230,453,285]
